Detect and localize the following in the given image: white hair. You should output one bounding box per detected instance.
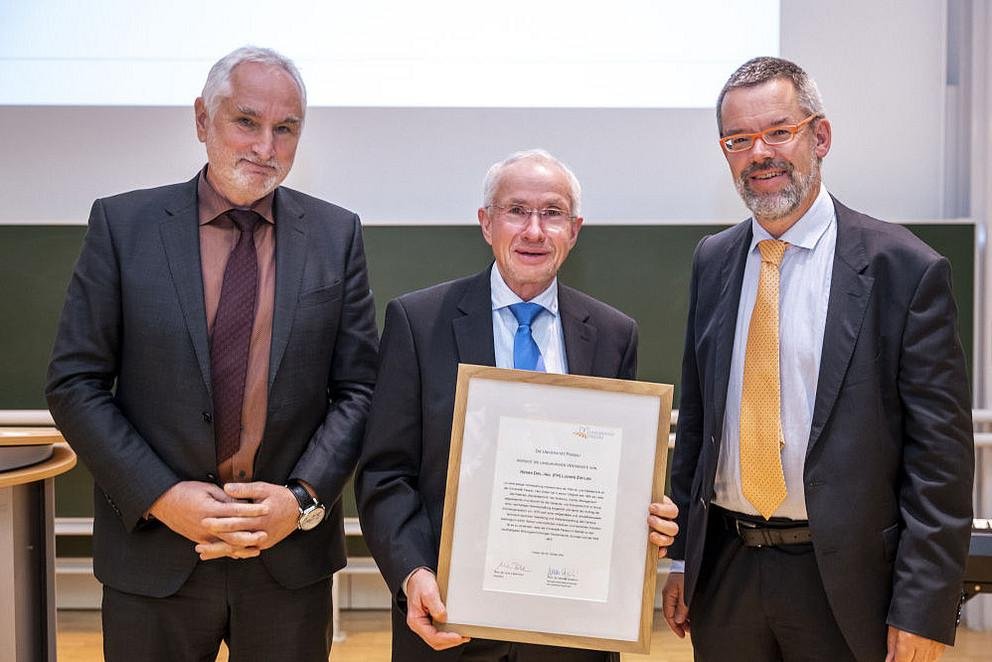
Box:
[201,45,306,115]
[482,149,582,216]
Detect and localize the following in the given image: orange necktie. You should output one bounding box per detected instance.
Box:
[740,239,789,519]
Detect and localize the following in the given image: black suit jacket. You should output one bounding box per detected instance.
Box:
[355,267,637,660]
[46,174,379,597]
[669,197,974,660]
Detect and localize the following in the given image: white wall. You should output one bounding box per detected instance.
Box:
[1,0,950,225]
[783,0,947,219]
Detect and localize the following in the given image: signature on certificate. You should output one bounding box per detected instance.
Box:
[492,560,530,578]
[545,566,580,588]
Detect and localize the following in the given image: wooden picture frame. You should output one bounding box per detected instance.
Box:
[436,364,673,654]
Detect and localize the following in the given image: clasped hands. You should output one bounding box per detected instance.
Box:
[147,480,301,560]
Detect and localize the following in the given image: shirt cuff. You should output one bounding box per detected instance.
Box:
[402,566,434,597]
[668,560,686,573]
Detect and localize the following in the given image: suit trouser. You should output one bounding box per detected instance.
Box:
[687,507,857,662]
[102,556,332,662]
[389,605,619,662]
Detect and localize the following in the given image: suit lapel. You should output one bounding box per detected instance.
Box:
[711,222,752,444]
[806,198,874,456]
[157,182,313,396]
[452,268,497,367]
[159,176,212,394]
[268,188,308,386]
[559,285,597,376]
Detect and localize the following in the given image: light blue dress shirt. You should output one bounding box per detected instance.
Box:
[401,266,569,595]
[490,266,568,374]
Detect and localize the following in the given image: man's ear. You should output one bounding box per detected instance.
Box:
[568,215,584,248]
[478,207,494,246]
[194,97,209,143]
[813,117,832,159]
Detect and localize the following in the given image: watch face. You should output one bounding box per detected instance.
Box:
[298,505,326,531]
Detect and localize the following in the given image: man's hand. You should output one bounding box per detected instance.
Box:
[405,568,470,651]
[648,496,679,558]
[148,480,269,555]
[885,626,945,662]
[196,482,300,557]
[662,572,690,638]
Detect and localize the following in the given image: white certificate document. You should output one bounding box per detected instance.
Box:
[438,367,672,651]
[482,416,622,602]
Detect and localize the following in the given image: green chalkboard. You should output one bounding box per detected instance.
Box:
[0,222,975,526]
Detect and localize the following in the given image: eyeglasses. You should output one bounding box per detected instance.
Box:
[719,114,820,153]
[488,204,576,231]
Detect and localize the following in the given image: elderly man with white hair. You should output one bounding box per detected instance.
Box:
[356,149,679,662]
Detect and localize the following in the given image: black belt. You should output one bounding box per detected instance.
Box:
[717,506,812,548]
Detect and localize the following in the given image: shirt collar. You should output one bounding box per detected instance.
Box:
[490,264,560,316]
[749,183,835,252]
[197,165,276,226]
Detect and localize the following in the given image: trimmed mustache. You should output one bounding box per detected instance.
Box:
[740,158,794,186]
[238,156,281,172]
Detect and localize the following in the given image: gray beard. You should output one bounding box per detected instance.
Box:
[735,156,820,221]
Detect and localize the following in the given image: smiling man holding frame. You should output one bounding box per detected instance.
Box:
[355,149,679,661]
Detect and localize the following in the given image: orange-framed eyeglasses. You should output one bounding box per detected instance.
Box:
[719,114,820,153]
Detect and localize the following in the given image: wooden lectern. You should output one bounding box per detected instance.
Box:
[0,429,75,661]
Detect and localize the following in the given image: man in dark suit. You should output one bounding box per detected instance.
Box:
[355,149,679,661]
[45,46,378,661]
[662,57,974,662]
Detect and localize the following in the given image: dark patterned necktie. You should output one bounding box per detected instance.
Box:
[211,209,260,464]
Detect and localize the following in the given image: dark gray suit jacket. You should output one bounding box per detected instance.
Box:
[46,174,379,597]
[355,267,637,661]
[669,197,974,660]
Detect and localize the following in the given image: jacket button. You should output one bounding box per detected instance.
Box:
[202,411,212,423]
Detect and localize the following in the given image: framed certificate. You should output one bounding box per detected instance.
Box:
[436,364,673,653]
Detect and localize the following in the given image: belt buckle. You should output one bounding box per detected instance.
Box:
[734,518,768,547]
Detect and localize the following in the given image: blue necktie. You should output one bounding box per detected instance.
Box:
[509,302,544,371]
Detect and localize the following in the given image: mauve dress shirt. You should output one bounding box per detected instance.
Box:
[197,167,276,483]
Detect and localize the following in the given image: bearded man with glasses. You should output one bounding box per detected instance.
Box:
[356,149,679,661]
[664,56,974,662]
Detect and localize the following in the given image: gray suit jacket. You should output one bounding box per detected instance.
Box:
[46,174,379,597]
[669,197,974,660]
[355,267,637,661]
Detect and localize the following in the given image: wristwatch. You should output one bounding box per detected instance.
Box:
[286,481,326,531]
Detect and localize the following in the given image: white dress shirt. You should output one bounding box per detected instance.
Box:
[713,184,837,520]
[490,266,568,374]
